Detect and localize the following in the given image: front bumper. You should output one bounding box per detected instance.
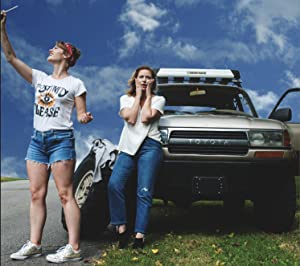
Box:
[154,157,297,202]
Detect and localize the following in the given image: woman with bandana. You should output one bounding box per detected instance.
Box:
[1,10,93,263]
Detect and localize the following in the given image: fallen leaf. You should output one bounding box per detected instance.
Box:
[215,260,226,266]
[152,249,159,254]
[93,259,105,265]
[279,243,288,249]
[132,257,139,261]
[174,248,180,254]
[228,232,235,238]
[132,250,139,255]
[102,252,107,257]
[211,244,217,248]
[214,248,223,254]
[155,260,163,266]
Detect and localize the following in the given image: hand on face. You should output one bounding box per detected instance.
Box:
[146,78,154,96]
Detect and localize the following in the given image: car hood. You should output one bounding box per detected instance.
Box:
[159,114,286,130]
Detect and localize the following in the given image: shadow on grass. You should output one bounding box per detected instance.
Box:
[148,201,257,235]
[81,175,300,243]
[142,200,299,248]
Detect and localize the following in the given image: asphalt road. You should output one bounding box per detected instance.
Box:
[1,180,107,265]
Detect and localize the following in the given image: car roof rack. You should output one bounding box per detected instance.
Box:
[155,68,242,87]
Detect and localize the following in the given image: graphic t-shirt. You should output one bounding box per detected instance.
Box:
[118,94,166,155]
[32,69,87,131]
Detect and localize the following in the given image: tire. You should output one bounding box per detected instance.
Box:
[254,176,296,233]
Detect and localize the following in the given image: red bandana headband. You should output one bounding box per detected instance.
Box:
[64,43,75,66]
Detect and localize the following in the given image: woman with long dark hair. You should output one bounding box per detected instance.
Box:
[108,66,165,249]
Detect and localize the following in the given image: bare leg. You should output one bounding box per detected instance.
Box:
[136,232,144,238]
[51,160,80,250]
[27,161,50,245]
[118,224,127,234]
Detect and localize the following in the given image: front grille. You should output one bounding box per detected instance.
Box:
[168,130,249,155]
[170,131,247,139]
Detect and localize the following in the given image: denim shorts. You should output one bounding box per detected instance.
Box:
[25,129,76,165]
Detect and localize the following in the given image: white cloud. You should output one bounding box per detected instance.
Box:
[118,0,168,58]
[161,37,256,64]
[119,31,141,58]
[234,0,300,51]
[248,89,278,113]
[162,37,203,61]
[285,71,300,88]
[71,65,131,110]
[174,0,223,7]
[120,0,167,32]
[1,156,26,178]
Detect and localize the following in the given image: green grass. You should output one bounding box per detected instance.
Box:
[86,195,300,266]
[86,175,300,265]
[1,177,25,182]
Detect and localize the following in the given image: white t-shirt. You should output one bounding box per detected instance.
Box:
[32,69,87,131]
[118,94,166,155]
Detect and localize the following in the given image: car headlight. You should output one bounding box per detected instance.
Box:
[248,130,284,147]
[159,128,169,145]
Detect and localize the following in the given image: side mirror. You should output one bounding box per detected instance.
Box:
[269,108,292,122]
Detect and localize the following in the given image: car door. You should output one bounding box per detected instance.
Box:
[269,88,300,175]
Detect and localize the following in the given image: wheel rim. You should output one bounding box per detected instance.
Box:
[75,170,94,208]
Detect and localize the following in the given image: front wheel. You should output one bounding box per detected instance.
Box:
[254,176,296,233]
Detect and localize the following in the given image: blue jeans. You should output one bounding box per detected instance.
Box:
[25,129,76,165]
[108,137,163,234]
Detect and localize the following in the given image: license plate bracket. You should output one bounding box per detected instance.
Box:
[192,176,226,197]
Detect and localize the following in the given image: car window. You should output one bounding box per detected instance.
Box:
[160,85,256,117]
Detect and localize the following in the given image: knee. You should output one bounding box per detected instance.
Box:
[108,179,123,194]
[137,187,153,205]
[58,190,72,206]
[30,187,47,202]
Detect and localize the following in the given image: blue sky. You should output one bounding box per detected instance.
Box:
[1,0,300,178]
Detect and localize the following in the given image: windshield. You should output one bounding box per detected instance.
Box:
[159,85,257,117]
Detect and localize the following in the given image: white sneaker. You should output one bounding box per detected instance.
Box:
[10,240,42,260]
[46,244,82,263]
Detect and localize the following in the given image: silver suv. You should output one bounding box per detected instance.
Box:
[154,68,299,233]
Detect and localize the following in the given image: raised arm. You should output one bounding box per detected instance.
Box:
[1,11,32,84]
[141,96,161,125]
[141,79,161,124]
[120,87,142,126]
[75,93,93,124]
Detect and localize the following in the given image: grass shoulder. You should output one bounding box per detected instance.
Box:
[1,177,25,182]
